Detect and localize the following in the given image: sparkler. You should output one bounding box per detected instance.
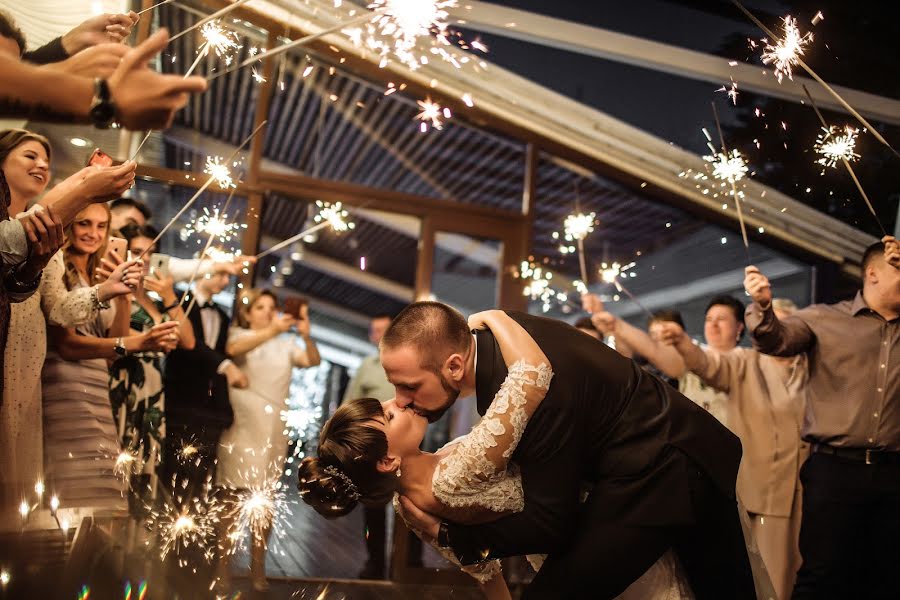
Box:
[136,0,174,16]
[179,186,244,317]
[206,11,379,83]
[255,201,355,260]
[184,21,242,78]
[802,84,887,236]
[229,480,289,552]
[706,102,751,261]
[760,15,812,83]
[732,0,899,159]
[203,157,237,189]
[138,120,267,261]
[181,206,246,243]
[168,0,254,43]
[516,260,572,313]
[814,126,860,169]
[359,0,459,70]
[595,261,654,319]
[561,212,596,285]
[415,97,451,131]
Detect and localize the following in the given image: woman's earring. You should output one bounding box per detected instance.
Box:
[396,465,402,478]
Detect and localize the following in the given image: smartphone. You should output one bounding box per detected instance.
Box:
[88,148,113,168]
[107,236,127,260]
[148,253,170,278]
[283,296,307,319]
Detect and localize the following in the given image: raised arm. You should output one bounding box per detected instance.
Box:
[660,322,746,394]
[291,304,321,368]
[744,266,814,356]
[449,311,552,474]
[226,313,295,358]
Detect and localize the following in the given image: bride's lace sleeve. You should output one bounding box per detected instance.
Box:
[433,360,552,510]
[393,495,503,584]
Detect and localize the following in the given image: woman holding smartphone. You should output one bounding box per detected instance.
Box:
[109,223,195,507]
[0,129,136,511]
[214,289,320,592]
[42,203,179,527]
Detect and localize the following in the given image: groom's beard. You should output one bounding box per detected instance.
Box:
[421,371,460,423]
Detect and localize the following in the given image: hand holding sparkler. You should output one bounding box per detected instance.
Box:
[108,29,207,130]
[883,235,899,269]
[743,265,772,309]
[61,11,139,53]
[45,43,129,79]
[94,253,142,299]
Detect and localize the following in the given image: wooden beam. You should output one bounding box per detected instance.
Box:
[258,171,524,240]
[414,216,436,301]
[241,31,279,286]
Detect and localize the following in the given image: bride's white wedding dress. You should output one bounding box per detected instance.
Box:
[395,359,775,599]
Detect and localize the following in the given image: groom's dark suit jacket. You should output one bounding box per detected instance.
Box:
[446,311,742,564]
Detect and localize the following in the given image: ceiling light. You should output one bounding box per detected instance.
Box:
[69,137,89,147]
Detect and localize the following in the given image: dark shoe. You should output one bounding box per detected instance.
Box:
[358,560,385,579]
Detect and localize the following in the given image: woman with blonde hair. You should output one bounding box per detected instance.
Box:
[215,288,320,592]
[0,128,136,515]
[42,202,178,523]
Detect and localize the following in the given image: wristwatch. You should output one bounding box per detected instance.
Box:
[89,78,117,129]
[114,337,128,357]
[437,521,451,548]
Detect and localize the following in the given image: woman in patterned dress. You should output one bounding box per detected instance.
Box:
[109,223,194,508]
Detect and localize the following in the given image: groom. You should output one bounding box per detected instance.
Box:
[381,302,755,599]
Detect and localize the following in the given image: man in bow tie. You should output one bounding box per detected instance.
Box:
[163,270,247,492]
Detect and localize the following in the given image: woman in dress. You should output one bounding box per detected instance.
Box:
[215,288,320,591]
[42,203,179,527]
[109,223,195,507]
[0,129,136,516]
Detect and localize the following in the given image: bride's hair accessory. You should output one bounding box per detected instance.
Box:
[323,465,361,500]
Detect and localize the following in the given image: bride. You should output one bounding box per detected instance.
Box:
[298,310,714,598]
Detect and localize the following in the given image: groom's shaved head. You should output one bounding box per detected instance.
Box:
[382,301,470,372]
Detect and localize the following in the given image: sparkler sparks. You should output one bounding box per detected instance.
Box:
[181,207,247,243]
[717,78,739,105]
[814,125,860,169]
[147,493,220,562]
[760,15,813,83]
[563,213,596,241]
[200,21,241,59]
[203,156,236,189]
[599,261,636,284]
[705,149,749,184]
[313,201,354,233]
[415,97,451,131]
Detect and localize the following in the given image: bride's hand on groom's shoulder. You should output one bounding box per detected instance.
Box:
[397,495,440,541]
[468,310,504,332]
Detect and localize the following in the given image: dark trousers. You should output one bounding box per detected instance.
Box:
[792,452,900,600]
[162,419,225,499]
[364,503,423,569]
[524,461,756,600]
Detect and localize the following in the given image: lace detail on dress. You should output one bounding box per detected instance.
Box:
[393,495,502,584]
[40,251,98,327]
[432,360,552,513]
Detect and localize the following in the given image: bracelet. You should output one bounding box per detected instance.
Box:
[6,267,42,292]
[161,301,181,313]
[437,521,452,548]
[91,285,111,311]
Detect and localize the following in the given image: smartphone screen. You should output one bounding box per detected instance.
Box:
[284,297,307,319]
[107,236,127,260]
[149,253,170,278]
[88,148,113,168]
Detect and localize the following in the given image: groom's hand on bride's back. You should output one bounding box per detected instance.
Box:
[398,495,440,541]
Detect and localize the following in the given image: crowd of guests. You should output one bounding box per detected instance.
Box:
[0,5,897,600]
[578,236,898,600]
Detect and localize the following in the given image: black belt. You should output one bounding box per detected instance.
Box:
[812,443,900,465]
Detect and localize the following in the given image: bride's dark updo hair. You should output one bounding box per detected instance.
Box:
[298,397,398,519]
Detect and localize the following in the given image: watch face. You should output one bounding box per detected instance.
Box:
[90,103,115,128]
